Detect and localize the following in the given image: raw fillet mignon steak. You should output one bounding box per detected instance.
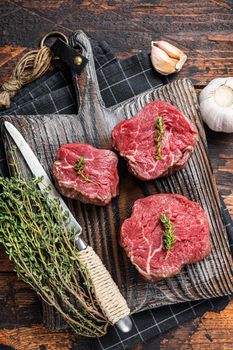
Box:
[52,143,119,206]
[112,101,199,180]
[120,194,211,281]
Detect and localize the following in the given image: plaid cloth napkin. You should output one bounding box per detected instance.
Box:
[1,36,233,350]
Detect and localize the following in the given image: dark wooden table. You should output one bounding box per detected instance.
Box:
[0,1,233,349]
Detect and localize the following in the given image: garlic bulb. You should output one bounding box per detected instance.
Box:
[199,78,233,133]
[151,40,187,75]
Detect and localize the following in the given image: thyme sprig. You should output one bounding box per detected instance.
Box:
[75,157,89,182]
[155,116,164,160]
[0,176,108,337]
[160,213,176,251]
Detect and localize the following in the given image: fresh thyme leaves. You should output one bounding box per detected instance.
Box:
[155,116,164,160]
[0,176,107,336]
[160,213,176,251]
[156,143,162,160]
[75,157,89,182]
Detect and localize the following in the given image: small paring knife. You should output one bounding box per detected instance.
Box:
[4,121,132,333]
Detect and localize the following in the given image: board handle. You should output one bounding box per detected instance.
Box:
[76,241,131,332]
[69,31,106,112]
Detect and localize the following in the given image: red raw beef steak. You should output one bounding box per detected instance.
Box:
[120,193,211,281]
[53,143,119,206]
[112,101,198,180]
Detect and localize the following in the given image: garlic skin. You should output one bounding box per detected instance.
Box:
[151,40,187,75]
[199,78,233,133]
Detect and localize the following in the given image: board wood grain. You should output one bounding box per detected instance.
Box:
[1,31,233,333]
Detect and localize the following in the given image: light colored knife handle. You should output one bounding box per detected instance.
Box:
[78,246,130,325]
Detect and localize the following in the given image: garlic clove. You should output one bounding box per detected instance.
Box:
[155,40,183,60]
[151,41,187,75]
[170,57,179,65]
[151,44,177,75]
[175,54,188,72]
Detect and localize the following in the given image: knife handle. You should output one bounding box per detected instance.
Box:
[78,245,131,329]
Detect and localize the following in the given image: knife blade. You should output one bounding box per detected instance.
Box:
[4,121,82,235]
[3,121,132,333]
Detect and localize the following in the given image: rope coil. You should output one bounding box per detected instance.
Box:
[0,45,53,109]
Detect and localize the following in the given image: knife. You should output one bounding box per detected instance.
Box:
[4,121,132,333]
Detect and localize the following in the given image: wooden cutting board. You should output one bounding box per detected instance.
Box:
[1,31,233,330]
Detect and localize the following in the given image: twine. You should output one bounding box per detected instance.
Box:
[0,46,53,108]
[78,246,130,324]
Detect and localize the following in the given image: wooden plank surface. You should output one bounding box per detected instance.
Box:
[0,0,233,349]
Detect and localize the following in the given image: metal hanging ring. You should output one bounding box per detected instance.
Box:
[40,31,69,49]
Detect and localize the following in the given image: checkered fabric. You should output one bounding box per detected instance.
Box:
[0,37,232,350]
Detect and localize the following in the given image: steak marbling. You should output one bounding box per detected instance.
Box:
[112,101,199,180]
[120,194,211,281]
[53,143,119,206]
